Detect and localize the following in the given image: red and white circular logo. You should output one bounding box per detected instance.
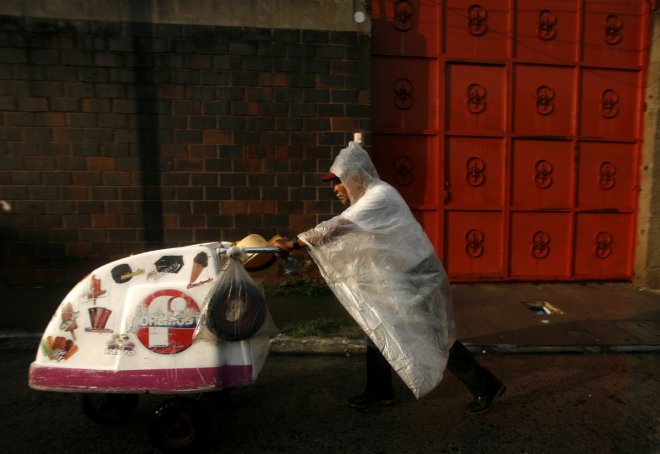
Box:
[135,289,200,355]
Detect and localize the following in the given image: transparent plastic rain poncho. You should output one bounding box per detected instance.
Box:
[298,142,456,398]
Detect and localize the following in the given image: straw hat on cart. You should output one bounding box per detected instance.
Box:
[234,234,282,274]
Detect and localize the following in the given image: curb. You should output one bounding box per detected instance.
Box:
[2,332,659,355]
[269,338,660,355]
[461,343,660,355]
[269,335,366,355]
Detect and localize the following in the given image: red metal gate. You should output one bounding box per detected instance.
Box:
[370,0,650,281]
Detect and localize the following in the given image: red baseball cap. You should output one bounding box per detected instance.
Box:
[321,172,339,181]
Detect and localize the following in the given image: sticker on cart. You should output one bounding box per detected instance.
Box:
[41,336,79,362]
[147,256,184,282]
[111,263,145,284]
[59,302,79,340]
[84,274,107,304]
[189,252,209,285]
[133,289,200,355]
[105,333,136,356]
[85,307,113,333]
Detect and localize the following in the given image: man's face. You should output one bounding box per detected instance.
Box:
[332,181,350,205]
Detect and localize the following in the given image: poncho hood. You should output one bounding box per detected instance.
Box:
[328,141,379,204]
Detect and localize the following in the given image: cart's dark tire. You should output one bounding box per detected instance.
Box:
[148,397,209,454]
[206,282,266,341]
[81,393,138,425]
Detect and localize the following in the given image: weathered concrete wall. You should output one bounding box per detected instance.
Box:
[634,9,660,289]
[0,0,370,32]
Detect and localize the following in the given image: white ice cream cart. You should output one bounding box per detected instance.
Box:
[28,240,283,453]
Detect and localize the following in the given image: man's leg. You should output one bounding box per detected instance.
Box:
[446,340,505,415]
[366,340,393,397]
[349,339,395,408]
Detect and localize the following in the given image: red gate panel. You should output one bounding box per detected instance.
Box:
[371,0,440,57]
[446,211,504,277]
[509,213,571,278]
[579,69,641,140]
[371,0,648,282]
[511,140,573,209]
[372,57,438,132]
[372,134,439,208]
[514,0,579,63]
[446,137,504,209]
[576,142,636,210]
[574,213,633,278]
[513,65,576,135]
[446,64,506,134]
[582,0,645,68]
[444,0,509,59]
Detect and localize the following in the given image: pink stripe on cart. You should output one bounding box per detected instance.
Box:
[29,363,253,393]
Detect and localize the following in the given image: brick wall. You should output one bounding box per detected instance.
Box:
[0,15,371,286]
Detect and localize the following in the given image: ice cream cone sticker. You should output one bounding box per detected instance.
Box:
[189,252,208,285]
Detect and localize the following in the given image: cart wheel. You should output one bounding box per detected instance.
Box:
[148,397,208,454]
[81,393,138,425]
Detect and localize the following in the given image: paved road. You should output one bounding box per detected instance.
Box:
[5,349,660,453]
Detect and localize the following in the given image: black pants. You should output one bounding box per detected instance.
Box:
[366,339,499,397]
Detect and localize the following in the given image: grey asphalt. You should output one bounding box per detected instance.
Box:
[2,282,659,354]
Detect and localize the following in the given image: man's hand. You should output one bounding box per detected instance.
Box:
[275,237,303,256]
[275,237,292,250]
[274,237,294,256]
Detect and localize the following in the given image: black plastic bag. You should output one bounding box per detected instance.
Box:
[196,254,266,342]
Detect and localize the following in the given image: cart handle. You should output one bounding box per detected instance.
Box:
[216,246,281,257]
